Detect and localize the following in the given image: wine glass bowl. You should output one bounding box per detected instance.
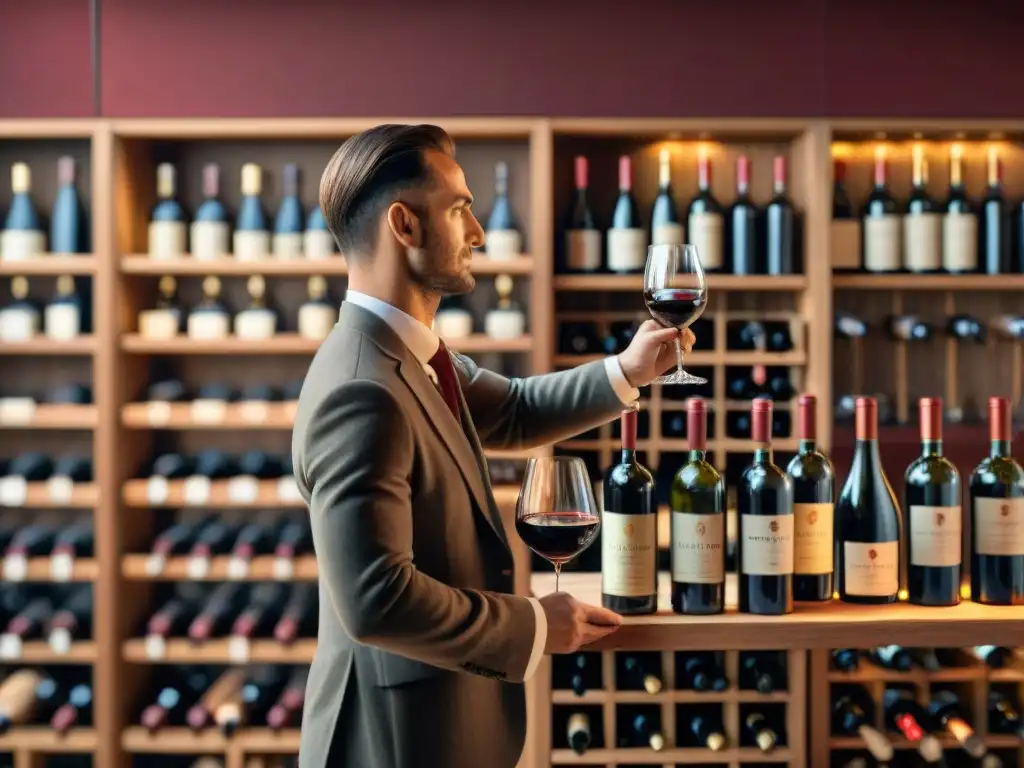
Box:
[643,243,708,385]
[514,456,600,591]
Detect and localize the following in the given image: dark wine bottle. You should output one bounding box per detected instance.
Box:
[687,150,723,272]
[621,654,663,694]
[745,711,778,752]
[884,686,942,763]
[982,146,1010,275]
[835,397,902,604]
[273,582,317,645]
[904,397,961,606]
[786,394,835,601]
[903,144,941,274]
[691,711,727,751]
[669,397,725,614]
[601,409,657,615]
[729,154,758,275]
[562,156,600,273]
[989,691,1024,738]
[863,148,901,273]
[650,148,683,247]
[606,156,645,274]
[188,583,247,642]
[737,399,794,615]
[943,144,977,273]
[830,649,859,671]
[267,666,309,731]
[141,666,215,731]
[566,711,591,754]
[928,690,986,759]
[622,711,665,750]
[969,396,1024,605]
[766,156,795,275]
[833,690,895,762]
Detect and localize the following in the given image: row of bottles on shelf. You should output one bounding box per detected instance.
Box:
[836,313,1024,344]
[835,146,1024,275]
[561,150,799,276]
[0,666,92,733]
[830,645,1024,674]
[0,384,91,426]
[0,585,92,657]
[1,518,93,579]
[0,160,88,261]
[0,455,92,506]
[138,450,298,505]
[0,276,89,342]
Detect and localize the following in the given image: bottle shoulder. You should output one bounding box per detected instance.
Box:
[905,454,961,485]
[970,455,1024,487]
[786,450,835,480]
[673,459,721,488]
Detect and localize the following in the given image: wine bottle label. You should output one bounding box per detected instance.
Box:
[434,309,473,339]
[843,541,899,596]
[484,228,522,260]
[146,476,169,505]
[50,552,73,582]
[601,510,657,597]
[0,634,22,660]
[239,401,269,424]
[652,222,685,247]
[565,229,601,271]
[227,476,259,504]
[277,476,303,503]
[484,308,525,340]
[146,401,171,426]
[183,475,211,505]
[863,215,901,271]
[46,476,74,505]
[688,212,723,269]
[0,398,37,426]
[138,309,180,339]
[606,228,646,272]
[0,229,45,262]
[740,514,795,575]
[909,505,962,567]
[830,219,861,270]
[303,229,336,260]
[670,511,724,584]
[793,503,834,575]
[272,231,305,260]
[233,230,271,261]
[228,635,251,662]
[186,311,230,340]
[298,304,338,340]
[145,634,166,659]
[44,304,81,341]
[274,557,295,580]
[942,212,978,271]
[903,213,941,272]
[191,399,227,424]
[148,221,187,260]
[0,476,27,507]
[190,221,231,261]
[0,307,41,342]
[973,497,1024,556]
[234,308,277,340]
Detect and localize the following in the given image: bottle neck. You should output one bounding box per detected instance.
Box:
[799,439,816,454]
[991,439,1011,458]
[621,448,636,465]
[688,449,706,463]
[920,439,943,457]
[754,446,772,465]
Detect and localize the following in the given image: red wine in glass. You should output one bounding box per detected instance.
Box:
[643,288,707,330]
[515,512,601,563]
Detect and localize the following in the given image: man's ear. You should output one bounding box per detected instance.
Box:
[386,201,421,250]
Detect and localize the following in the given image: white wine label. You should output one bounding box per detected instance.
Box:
[146,476,169,505]
[434,309,473,339]
[652,222,685,247]
[3,554,26,581]
[0,477,27,507]
[565,229,601,271]
[187,556,210,580]
[234,308,277,340]
[974,497,1024,556]
[50,553,73,582]
[46,476,74,505]
[484,309,526,340]
[942,212,978,271]
[138,309,180,340]
[186,311,230,340]
[277,476,303,503]
[601,510,657,597]
[49,629,71,656]
[227,475,259,504]
[272,231,305,260]
[182,475,211,505]
[239,400,269,424]
[146,401,171,426]
[0,398,36,426]
[44,304,81,340]
[688,212,723,270]
[148,220,187,260]
[228,635,250,662]
[740,514,795,575]
[227,556,250,580]
[793,503,834,575]
[144,634,166,660]
[863,214,901,271]
[910,505,962,567]
[670,511,724,584]
[145,554,166,576]
[0,634,22,660]
[830,219,861,270]
[844,541,899,596]
[273,557,294,580]
[0,307,41,342]
[233,230,271,261]
[606,228,647,272]
[0,229,45,262]
[303,229,336,260]
[903,213,941,272]
[190,399,226,424]
[190,221,230,261]
[484,228,522,260]
[298,305,338,340]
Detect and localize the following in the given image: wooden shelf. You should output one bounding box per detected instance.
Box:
[0,641,98,663]
[0,482,98,508]
[120,254,535,275]
[0,727,97,752]
[554,273,808,292]
[2,557,98,582]
[0,403,97,429]
[123,477,305,508]
[550,688,791,704]
[122,726,300,753]
[122,554,318,581]
[0,256,97,275]
[549,747,794,764]
[123,637,316,664]
[833,272,1024,290]
[122,401,298,429]
[0,336,96,355]
[122,332,533,355]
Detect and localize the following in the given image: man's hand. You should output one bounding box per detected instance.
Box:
[539,592,623,654]
[617,320,696,389]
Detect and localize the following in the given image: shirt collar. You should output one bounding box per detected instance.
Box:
[344,289,440,365]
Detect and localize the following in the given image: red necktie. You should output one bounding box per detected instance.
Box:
[428,342,461,421]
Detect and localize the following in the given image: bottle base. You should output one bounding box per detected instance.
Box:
[839,594,898,605]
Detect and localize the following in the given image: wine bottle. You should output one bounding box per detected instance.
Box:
[872,645,914,671]
[47,585,93,653]
[304,202,335,260]
[831,159,860,272]
[1,163,45,261]
[146,587,205,647]
[863,148,901,273]
[741,652,784,693]
[273,583,316,645]
[188,519,245,580]
[51,680,93,733]
[185,275,231,340]
[835,397,902,604]
[186,668,248,731]
[266,666,308,730]
[903,144,941,273]
[230,583,289,643]
[670,397,725,614]
[884,687,944,764]
[679,653,727,691]
[943,144,977,273]
[737,399,794,615]
[273,519,313,580]
[969,396,1024,605]
[928,690,987,758]
[141,666,216,731]
[766,156,795,275]
[982,145,1009,275]
[218,664,287,735]
[691,711,727,750]
[0,669,46,732]
[729,154,758,275]
[272,163,305,259]
[566,711,591,754]
[483,274,526,340]
[688,149,723,271]
[970,645,1012,667]
[831,649,859,671]
[621,711,664,750]
[145,516,213,575]
[0,276,41,342]
[44,275,84,341]
[833,690,895,762]
[601,409,656,615]
[606,155,646,273]
[297,276,337,340]
[745,711,778,752]
[234,163,270,261]
[229,516,287,577]
[787,394,835,601]
[989,691,1024,738]
[233,275,278,340]
[50,156,86,254]
[191,163,230,261]
[650,148,683,246]
[483,161,522,259]
[148,163,187,260]
[138,275,182,340]
[188,583,247,642]
[620,654,662,694]
[562,156,600,273]
[904,397,962,606]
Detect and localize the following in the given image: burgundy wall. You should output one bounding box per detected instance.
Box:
[2,0,1023,119]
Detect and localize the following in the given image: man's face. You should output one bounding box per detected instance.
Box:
[405,150,484,296]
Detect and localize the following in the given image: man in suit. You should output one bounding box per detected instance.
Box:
[292,124,695,768]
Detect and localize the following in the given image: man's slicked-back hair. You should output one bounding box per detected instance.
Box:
[319,123,454,259]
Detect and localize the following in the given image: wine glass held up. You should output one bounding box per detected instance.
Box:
[643,243,708,385]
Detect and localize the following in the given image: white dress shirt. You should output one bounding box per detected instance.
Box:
[344,289,638,681]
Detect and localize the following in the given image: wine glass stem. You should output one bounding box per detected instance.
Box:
[554,562,561,592]
[674,337,684,374]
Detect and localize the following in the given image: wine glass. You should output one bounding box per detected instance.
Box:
[515,456,600,592]
[643,243,708,385]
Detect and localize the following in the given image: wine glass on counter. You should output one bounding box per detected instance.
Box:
[515,456,600,591]
[642,243,708,385]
